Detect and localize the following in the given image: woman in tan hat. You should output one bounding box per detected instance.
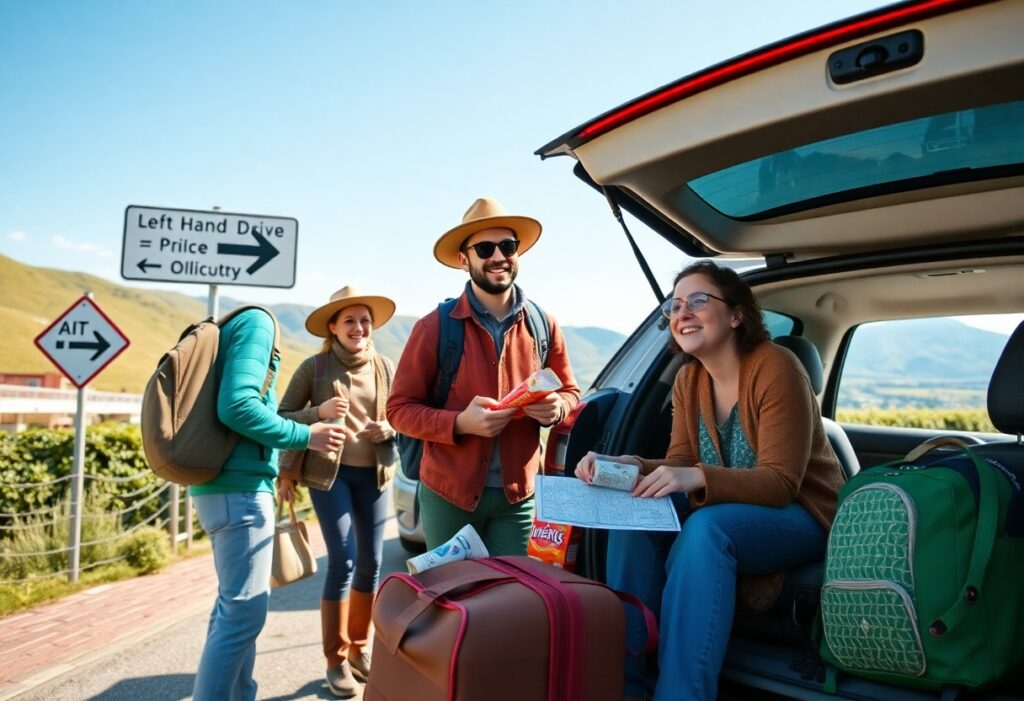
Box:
[277,285,399,698]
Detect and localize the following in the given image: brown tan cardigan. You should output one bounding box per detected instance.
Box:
[638,341,843,531]
[278,350,397,491]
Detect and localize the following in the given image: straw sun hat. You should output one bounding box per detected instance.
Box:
[433,197,542,269]
[304,285,396,338]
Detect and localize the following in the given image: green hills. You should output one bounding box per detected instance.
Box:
[0,255,625,394]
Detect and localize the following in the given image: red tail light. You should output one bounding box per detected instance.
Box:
[573,0,991,146]
[544,401,587,475]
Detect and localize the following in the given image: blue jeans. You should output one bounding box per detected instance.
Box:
[309,465,389,599]
[192,491,275,701]
[607,501,826,701]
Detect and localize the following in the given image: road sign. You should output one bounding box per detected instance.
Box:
[121,205,298,288]
[34,296,130,388]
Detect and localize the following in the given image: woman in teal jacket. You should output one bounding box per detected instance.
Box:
[189,308,344,701]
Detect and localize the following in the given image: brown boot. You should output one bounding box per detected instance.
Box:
[321,599,358,698]
[347,589,375,682]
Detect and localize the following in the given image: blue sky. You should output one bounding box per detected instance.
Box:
[7,0,1015,336]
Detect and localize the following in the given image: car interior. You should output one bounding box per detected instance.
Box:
[536,1,1024,697]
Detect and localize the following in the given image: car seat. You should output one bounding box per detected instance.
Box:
[773,335,860,480]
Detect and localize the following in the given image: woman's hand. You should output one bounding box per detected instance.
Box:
[318,396,348,421]
[277,477,297,504]
[632,465,705,498]
[358,419,395,444]
[574,452,641,484]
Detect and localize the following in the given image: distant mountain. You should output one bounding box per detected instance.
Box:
[0,255,623,394]
[842,317,1008,383]
[218,295,625,389]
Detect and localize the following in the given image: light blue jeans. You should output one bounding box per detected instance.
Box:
[607,500,826,701]
[192,491,275,701]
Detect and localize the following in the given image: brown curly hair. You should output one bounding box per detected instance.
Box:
[667,260,769,363]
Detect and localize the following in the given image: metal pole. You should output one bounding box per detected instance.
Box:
[68,385,87,583]
[169,482,180,555]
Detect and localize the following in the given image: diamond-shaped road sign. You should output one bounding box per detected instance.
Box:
[34,296,130,388]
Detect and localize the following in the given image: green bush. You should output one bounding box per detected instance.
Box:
[0,424,158,535]
[836,407,996,433]
[0,494,125,580]
[119,526,170,573]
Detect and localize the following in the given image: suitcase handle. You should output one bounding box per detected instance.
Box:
[614,591,659,656]
[381,571,514,655]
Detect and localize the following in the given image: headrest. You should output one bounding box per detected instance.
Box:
[774,335,824,394]
[988,320,1024,436]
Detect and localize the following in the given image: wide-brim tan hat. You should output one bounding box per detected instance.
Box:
[305,285,396,337]
[433,197,542,269]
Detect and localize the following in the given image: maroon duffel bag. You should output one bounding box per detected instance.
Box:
[364,555,656,701]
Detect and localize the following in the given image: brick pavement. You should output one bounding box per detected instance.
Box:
[0,529,328,701]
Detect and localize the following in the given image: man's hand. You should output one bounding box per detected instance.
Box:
[277,477,297,504]
[632,465,705,498]
[522,393,561,425]
[358,419,395,444]
[308,422,345,453]
[455,396,517,438]
[318,396,348,421]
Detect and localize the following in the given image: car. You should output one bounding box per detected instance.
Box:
[535,0,1024,699]
[393,464,426,553]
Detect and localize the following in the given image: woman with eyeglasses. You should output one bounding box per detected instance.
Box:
[576,260,843,701]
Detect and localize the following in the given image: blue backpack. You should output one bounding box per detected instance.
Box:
[397,297,550,481]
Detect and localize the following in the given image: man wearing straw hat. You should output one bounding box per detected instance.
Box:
[388,197,580,555]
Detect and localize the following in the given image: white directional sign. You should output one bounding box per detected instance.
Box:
[121,205,298,288]
[34,296,130,388]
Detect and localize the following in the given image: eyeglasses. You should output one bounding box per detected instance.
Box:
[462,239,520,259]
[660,292,729,318]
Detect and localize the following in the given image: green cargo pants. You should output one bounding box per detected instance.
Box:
[417,482,535,557]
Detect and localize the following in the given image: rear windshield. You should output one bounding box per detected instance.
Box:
[687,100,1024,219]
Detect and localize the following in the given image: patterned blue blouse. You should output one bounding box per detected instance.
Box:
[698,404,757,469]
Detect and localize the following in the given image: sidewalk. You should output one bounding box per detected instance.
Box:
[0,529,328,701]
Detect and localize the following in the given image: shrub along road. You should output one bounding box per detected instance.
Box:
[2,512,406,701]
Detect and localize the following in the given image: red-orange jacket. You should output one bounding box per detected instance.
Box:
[387,291,580,510]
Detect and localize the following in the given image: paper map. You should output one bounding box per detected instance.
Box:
[536,475,681,531]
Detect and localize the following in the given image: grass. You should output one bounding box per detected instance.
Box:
[0,537,212,618]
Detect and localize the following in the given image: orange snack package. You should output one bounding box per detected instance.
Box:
[492,367,563,411]
[527,519,583,572]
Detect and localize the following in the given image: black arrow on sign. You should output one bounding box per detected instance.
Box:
[217,233,280,275]
[137,258,162,274]
[68,331,111,361]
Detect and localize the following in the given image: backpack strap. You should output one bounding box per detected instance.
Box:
[217,304,280,399]
[434,298,464,407]
[927,446,1000,638]
[523,299,550,367]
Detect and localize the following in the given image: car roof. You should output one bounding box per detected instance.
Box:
[537,0,1024,263]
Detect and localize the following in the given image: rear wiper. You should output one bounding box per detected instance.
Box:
[601,187,665,307]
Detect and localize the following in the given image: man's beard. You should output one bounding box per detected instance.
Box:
[469,259,518,294]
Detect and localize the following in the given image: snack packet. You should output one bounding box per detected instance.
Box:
[492,367,563,411]
[527,519,583,571]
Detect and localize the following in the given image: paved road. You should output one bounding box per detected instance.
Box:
[16,517,411,701]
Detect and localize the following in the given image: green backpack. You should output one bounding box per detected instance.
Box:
[819,437,1024,692]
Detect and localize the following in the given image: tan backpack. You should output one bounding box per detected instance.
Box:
[141,305,280,485]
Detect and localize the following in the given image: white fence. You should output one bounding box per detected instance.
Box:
[0,384,142,427]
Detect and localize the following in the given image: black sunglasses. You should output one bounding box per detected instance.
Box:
[462,239,520,259]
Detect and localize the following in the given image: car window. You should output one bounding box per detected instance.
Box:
[762,310,797,338]
[686,99,1024,219]
[834,314,1021,432]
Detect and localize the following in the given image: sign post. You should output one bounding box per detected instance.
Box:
[34,294,130,582]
